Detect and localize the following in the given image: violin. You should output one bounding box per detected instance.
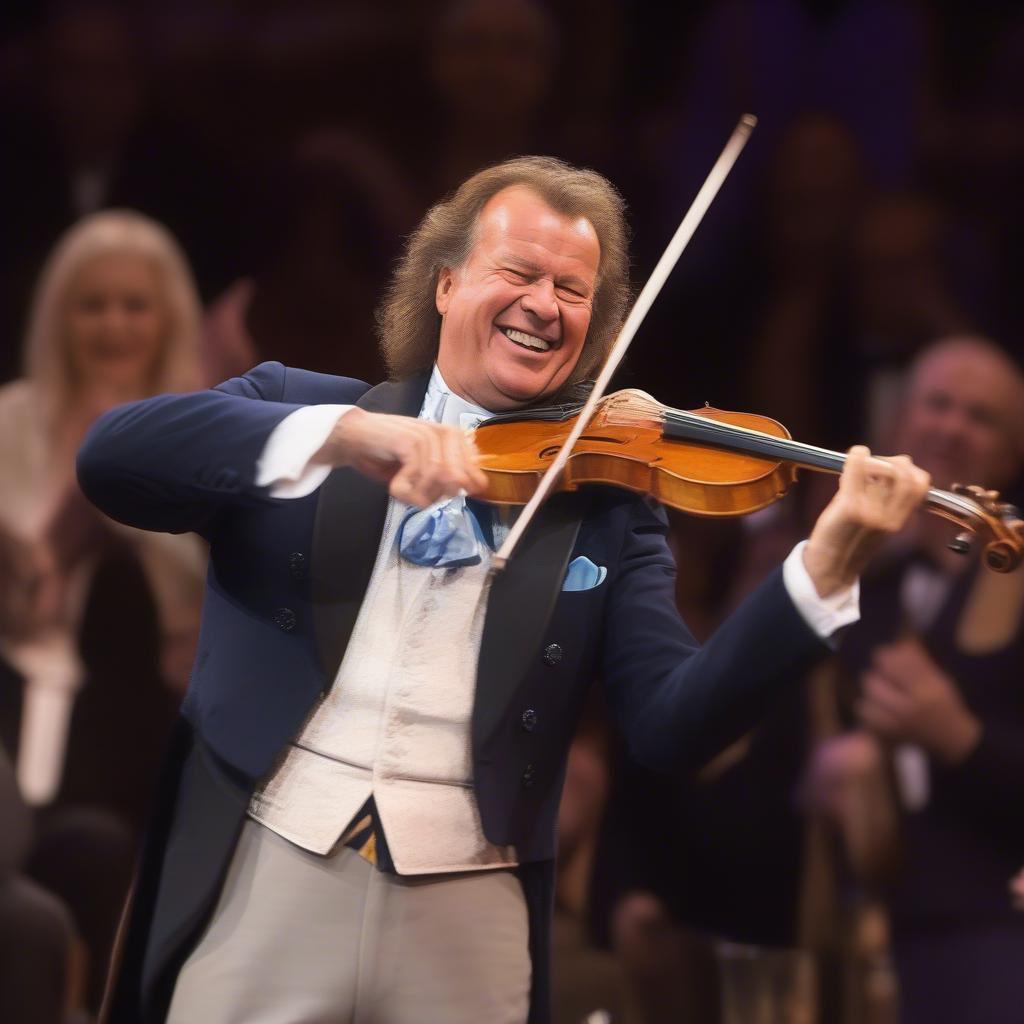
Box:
[473,389,1024,573]
[478,114,1023,574]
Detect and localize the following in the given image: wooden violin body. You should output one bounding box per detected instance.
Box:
[476,389,798,517]
[473,389,1024,573]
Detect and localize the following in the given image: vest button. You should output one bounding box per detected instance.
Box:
[521,708,538,732]
[542,643,563,666]
[288,552,307,579]
[522,764,536,788]
[274,607,297,632]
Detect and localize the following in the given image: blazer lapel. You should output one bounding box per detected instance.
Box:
[311,374,429,679]
[473,492,584,746]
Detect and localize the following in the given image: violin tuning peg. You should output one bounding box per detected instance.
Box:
[948,531,973,556]
[955,484,1004,509]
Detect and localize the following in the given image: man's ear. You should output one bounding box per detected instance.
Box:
[436,267,455,315]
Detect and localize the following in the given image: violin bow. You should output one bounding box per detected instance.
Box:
[492,113,758,571]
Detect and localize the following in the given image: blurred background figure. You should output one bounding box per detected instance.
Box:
[423,0,560,199]
[0,742,73,1024]
[203,129,418,385]
[0,209,208,1016]
[810,337,1024,1024]
[0,0,241,381]
[742,112,868,444]
[742,118,972,453]
[920,5,1024,345]
[551,708,631,1024]
[845,196,973,447]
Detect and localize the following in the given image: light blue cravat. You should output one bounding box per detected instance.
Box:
[398,492,491,568]
[398,380,494,567]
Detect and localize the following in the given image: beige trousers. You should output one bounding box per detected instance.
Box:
[166,818,531,1024]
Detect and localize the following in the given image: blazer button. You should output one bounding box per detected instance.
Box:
[522,764,536,788]
[542,643,563,666]
[274,607,297,632]
[521,708,538,732]
[288,552,307,580]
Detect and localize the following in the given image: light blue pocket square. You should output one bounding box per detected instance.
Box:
[562,555,607,592]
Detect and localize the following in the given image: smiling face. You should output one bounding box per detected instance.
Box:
[434,186,601,410]
[894,340,1024,490]
[64,252,168,398]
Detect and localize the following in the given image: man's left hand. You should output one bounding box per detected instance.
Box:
[855,636,981,764]
[803,445,931,597]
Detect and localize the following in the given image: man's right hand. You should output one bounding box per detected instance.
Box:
[310,408,488,508]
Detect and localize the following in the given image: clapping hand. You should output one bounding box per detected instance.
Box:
[856,636,981,764]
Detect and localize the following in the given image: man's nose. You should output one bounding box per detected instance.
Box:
[520,279,559,321]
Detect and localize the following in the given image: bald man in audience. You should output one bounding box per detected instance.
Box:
[811,337,1024,1024]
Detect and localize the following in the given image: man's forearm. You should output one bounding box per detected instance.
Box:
[77,387,304,536]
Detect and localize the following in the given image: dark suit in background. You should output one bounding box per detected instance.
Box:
[839,555,1024,1024]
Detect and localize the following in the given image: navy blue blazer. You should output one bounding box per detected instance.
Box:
[78,361,827,1022]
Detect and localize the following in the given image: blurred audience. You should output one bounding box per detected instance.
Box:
[0,208,207,815]
[812,337,1024,1024]
[743,116,972,451]
[0,209,208,1015]
[921,5,1024,344]
[743,113,867,443]
[551,713,631,1024]
[1010,867,1024,912]
[0,742,73,1024]
[650,0,926,286]
[203,130,417,384]
[846,196,973,446]
[385,0,617,209]
[0,1,242,381]
[599,649,807,1022]
[423,0,559,199]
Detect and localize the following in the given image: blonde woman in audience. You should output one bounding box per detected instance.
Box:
[0,210,207,812]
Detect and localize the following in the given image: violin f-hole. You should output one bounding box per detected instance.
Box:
[540,435,627,459]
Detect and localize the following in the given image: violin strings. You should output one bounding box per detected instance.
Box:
[658,407,989,523]
[660,407,845,470]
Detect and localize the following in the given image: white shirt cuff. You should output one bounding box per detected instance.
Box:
[782,540,860,643]
[256,405,353,499]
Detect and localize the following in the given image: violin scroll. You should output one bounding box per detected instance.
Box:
[944,483,1024,573]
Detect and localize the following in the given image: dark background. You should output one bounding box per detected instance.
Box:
[2,0,1021,440]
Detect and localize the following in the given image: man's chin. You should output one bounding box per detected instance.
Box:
[488,371,564,410]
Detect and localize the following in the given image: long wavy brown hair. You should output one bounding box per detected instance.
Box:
[377,156,631,386]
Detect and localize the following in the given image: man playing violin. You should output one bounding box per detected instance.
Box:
[79,156,930,1024]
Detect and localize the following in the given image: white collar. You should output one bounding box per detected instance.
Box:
[422,366,494,428]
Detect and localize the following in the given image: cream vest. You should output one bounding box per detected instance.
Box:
[249,497,517,874]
